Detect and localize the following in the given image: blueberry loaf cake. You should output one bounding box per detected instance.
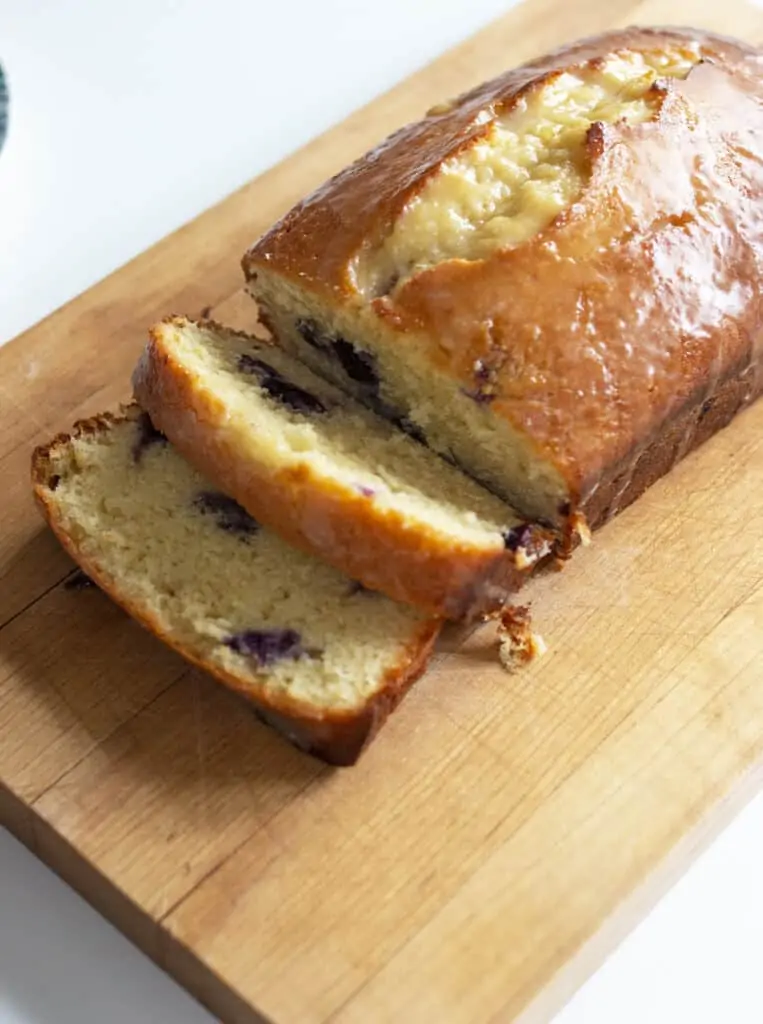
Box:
[31,407,439,765]
[133,317,554,620]
[243,27,763,532]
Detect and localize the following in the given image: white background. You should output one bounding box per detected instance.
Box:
[2,1,763,1021]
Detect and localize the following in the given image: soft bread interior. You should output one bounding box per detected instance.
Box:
[250,279,569,524]
[160,319,531,548]
[37,410,432,711]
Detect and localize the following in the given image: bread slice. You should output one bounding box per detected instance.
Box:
[242,27,763,533]
[132,317,554,620]
[31,407,439,765]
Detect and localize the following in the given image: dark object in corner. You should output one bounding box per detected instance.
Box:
[132,412,167,463]
[0,64,7,156]
[64,568,97,591]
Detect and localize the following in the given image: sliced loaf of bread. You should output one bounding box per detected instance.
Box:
[132,317,554,620]
[31,406,439,765]
[242,30,763,534]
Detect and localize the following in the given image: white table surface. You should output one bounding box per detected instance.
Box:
[2,1,763,1021]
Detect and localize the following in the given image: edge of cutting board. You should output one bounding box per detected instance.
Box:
[4,1,763,1021]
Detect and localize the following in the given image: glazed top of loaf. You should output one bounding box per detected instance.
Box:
[244,28,763,501]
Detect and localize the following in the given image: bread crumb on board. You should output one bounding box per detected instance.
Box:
[496,605,547,673]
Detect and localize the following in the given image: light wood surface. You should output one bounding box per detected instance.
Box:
[3,1,763,1021]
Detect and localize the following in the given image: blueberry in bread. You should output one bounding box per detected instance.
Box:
[243,27,763,533]
[31,407,439,765]
[132,317,554,620]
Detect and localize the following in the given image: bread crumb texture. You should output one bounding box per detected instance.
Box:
[496,605,547,672]
[164,319,528,547]
[38,410,432,711]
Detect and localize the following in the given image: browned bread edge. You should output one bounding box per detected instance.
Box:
[132,317,553,620]
[30,408,440,766]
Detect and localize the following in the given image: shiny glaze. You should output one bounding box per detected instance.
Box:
[245,28,763,509]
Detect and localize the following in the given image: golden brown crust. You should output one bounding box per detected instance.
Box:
[243,27,763,527]
[30,408,440,767]
[132,317,552,620]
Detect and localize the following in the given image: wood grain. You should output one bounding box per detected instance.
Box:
[3,1,763,1021]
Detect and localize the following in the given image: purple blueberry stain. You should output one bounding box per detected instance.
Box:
[296,318,331,352]
[503,523,535,552]
[225,628,306,666]
[194,491,259,537]
[331,338,379,392]
[356,483,376,498]
[237,353,327,414]
[294,320,380,395]
[132,412,167,463]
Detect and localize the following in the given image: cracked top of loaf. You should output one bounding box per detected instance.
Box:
[243,27,763,515]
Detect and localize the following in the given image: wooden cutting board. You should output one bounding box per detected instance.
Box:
[3,1,763,1020]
